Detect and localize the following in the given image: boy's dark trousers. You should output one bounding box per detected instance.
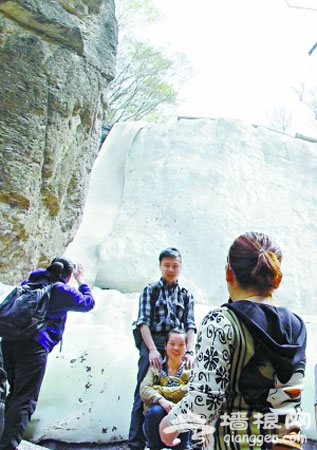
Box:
[128,335,166,450]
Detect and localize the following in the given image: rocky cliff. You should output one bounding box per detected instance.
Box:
[0,0,117,284]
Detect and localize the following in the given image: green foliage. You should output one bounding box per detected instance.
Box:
[106,0,192,123]
[116,0,164,31]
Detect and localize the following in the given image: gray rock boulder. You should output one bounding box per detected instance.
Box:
[0,0,117,284]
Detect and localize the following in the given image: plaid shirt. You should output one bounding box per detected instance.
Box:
[135,277,196,333]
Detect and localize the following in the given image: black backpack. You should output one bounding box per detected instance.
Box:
[0,281,55,340]
[132,282,188,349]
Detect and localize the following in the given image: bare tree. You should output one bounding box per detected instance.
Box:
[308,42,317,56]
[294,83,317,120]
[285,1,317,12]
[285,0,317,55]
[266,105,293,133]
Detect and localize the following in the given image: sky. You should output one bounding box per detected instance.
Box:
[140,0,317,133]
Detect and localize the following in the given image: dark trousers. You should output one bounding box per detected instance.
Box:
[128,335,166,450]
[0,339,48,450]
[0,347,6,440]
[144,404,190,450]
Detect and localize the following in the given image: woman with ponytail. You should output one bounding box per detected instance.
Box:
[160,232,307,450]
[0,256,95,450]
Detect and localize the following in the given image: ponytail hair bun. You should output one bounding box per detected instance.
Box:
[47,261,64,277]
[47,256,74,280]
[228,232,282,295]
[251,249,282,291]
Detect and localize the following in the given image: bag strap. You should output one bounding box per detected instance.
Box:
[148,281,160,324]
[148,282,188,321]
[133,282,188,328]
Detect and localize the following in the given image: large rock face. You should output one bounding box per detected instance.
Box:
[0,0,117,284]
[69,118,317,315]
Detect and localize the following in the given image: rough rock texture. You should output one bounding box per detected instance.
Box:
[0,0,117,284]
